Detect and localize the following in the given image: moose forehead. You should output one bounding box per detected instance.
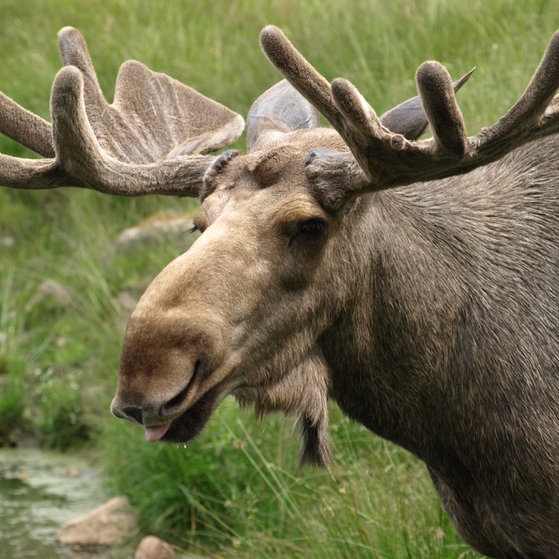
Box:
[196,134,344,230]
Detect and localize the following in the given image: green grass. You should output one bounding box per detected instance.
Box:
[102,401,477,559]
[2,0,559,556]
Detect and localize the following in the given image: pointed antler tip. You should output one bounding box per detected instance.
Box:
[261,25,282,38]
[51,65,84,110]
[416,61,454,95]
[57,26,81,41]
[544,29,559,67]
[331,77,349,90]
[417,60,447,77]
[57,26,88,57]
[330,78,355,106]
[260,25,286,51]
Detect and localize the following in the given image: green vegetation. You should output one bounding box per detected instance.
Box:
[1,0,558,556]
[103,402,476,558]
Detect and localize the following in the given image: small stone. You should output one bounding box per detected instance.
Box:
[29,279,73,308]
[0,235,15,248]
[134,535,175,559]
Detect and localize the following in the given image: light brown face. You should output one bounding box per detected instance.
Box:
[110,134,351,457]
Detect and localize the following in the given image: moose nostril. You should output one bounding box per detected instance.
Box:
[121,405,144,425]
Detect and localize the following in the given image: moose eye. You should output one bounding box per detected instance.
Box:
[293,218,328,243]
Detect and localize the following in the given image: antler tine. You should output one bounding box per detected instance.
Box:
[260,26,344,131]
[0,93,54,157]
[0,27,244,196]
[327,63,468,176]
[379,67,475,141]
[263,26,559,210]
[476,29,559,149]
[415,61,468,157]
[0,154,62,190]
[260,25,474,189]
[58,27,104,103]
[50,66,213,195]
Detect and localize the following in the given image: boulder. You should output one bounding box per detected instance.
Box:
[56,496,136,547]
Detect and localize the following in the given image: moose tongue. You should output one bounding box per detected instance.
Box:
[144,423,171,442]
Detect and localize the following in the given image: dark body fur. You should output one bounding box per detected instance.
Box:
[322,136,559,557]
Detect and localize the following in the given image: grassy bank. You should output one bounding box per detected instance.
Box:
[1,0,558,557]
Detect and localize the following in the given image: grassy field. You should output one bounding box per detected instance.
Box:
[1,0,559,557]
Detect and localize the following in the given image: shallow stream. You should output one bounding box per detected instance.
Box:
[0,447,131,559]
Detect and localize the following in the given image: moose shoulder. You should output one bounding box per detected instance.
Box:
[2,25,559,559]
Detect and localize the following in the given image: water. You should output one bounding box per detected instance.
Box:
[0,447,130,559]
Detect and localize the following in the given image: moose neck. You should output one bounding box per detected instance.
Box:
[321,169,494,460]
[321,136,559,469]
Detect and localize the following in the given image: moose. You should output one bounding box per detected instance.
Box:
[2,25,559,559]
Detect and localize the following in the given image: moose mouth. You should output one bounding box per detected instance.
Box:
[157,390,222,444]
[143,367,231,445]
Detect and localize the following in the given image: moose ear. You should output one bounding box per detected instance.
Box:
[379,95,430,140]
[247,79,320,151]
[379,67,475,140]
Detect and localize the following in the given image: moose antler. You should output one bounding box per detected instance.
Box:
[260,25,559,209]
[0,27,244,195]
